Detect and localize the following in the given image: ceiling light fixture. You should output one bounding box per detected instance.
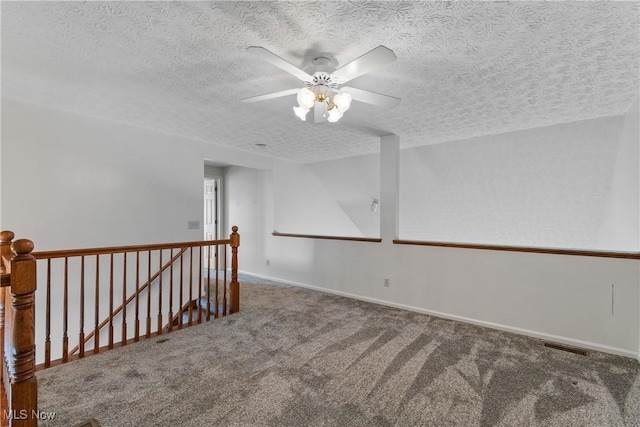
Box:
[243,46,400,124]
[292,84,352,123]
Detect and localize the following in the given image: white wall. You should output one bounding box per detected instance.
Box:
[224,165,270,270]
[1,99,273,249]
[228,121,640,359]
[0,101,3,229]
[204,165,225,179]
[271,152,382,238]
[399,116,626,249]
[305,153,381,237]
[273,159,363,237]
[597,97,640,250]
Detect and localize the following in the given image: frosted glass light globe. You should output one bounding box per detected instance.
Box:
[333,92,352,112]
[293,105,309,121]
[326,107,343,123]
[296,88,316,109]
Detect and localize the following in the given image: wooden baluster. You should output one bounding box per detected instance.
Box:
[178,249,184,330]
[206,245,211,322]
[146,250,151,338]
[94,254,100,354]
[197,246,203,324]
[135,251,140,342]
[79,256,85,358]
[188,247,193,327]
[230,226,240,314]
[0,230,14,388]
[108,254,114,349]
[44,259,51,367]
[0,284,4,413]
[0,294,4,391]
[62,257,69,362]
[214,244,219,319]
[157,250,163,335]
[121,252,127,346]
[223,243,227,316]
[168,249,174,333]
[7,239,38,427]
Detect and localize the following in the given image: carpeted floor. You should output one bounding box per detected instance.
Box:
[37,275,640,426]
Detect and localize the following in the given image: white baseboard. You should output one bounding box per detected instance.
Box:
[239,270,640,361]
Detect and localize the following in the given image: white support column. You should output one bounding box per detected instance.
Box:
[380,134,400,243]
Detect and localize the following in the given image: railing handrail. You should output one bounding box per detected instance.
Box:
[32,238,232,259]
[392,239,640,259]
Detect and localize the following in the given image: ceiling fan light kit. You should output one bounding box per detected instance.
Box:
[297,87,316,109]
[292,86,352,122]
[243,45,400,124]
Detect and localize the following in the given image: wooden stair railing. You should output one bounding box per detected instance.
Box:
[1,231,38,427]
[32,226,240,369]
[68,247,189,358]
[0,226,240,426]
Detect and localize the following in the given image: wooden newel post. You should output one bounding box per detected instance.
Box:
[230,226,240,314]
[1,231,15,392]
[8,239,37,427]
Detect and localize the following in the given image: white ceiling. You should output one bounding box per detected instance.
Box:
[2,1,638,164]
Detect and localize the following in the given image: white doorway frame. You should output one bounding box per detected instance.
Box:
[204,177,223,242]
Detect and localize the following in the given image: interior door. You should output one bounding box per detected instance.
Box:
[204,178,220,264]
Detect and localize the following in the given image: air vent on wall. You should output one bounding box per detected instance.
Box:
[544,342,589,357]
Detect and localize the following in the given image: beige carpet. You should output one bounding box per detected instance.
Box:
[36,275,640,426]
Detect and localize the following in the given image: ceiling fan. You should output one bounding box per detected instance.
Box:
[242,45,401,123]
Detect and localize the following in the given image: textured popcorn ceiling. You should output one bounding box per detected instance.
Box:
[1,1,638,163]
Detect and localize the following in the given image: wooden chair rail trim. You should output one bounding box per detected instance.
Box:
[393,239,640,259]
[272,232,382,243]
[67,247,190,357]
[32,238,232,259]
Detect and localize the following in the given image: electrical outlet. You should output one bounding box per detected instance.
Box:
[384,278,390,287]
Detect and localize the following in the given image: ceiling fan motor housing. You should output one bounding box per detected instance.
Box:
[307,73,339,89]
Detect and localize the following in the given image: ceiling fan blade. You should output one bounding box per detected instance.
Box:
[341,87,401,109]
[241,88,299,103]
[247,46,313,82]
[330,46,396,84]
[313,102,326,123]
